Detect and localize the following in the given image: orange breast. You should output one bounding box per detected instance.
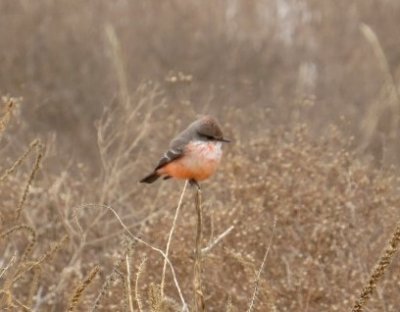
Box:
[158,141,222,181]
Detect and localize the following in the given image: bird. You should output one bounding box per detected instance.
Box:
[140,115,230,188]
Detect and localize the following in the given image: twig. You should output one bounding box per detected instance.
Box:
[193,186,205,312]
[0,139,40,182]
[161,180,188,297]
[0,255,17,280]
[16,141,44,220]
[352,222,400,312]
[247,217,277,312]
[12,235,68,284]
[359,24,400,146]
[125,254,134,312]
[202,226,234,256]
[76,203,188,311]
[135,257,147,312]
[91,255,124,312]
[68,265,100,312]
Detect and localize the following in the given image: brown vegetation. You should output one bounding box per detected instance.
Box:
[1,1,400,311]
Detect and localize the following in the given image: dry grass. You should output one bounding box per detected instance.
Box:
[352,222,400,312]
[193,187,205,312]
[1,1,400,311]
[67,265,100,312]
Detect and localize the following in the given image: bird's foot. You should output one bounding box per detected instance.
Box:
[189,179,201,190]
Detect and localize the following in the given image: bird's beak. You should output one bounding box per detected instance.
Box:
[218,138,231,143]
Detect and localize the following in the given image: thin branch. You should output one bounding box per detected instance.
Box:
[352,222,400,312]
[202,226,234,256]
[0,255,17,280]
[135,257,147,312]
[75,203,188,311]
[125,254,134,312]
[193,187,205,312]
[161,180,188,297]
[247,217,277,312]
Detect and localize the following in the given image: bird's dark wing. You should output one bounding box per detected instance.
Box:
[154,126,192,171]
[154,147,184,170]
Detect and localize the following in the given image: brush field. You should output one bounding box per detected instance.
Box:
[1,1,400,311]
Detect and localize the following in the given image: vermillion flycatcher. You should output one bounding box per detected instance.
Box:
[140,115,230,186]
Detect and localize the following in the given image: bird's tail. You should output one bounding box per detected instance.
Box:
[140,171,160,183]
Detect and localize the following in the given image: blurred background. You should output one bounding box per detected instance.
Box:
[1,0,400,168]
[1,1,400,311]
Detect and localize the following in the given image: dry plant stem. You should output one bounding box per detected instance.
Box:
[361,24,400,110]
[105,24,129,107]
[352,222,400,312]
[9,296,31,311]
[0,290,12,310]
[0,98,16,135]
[12,235,68,284]
[68,265,100,312]
[83,204,188,311]
[247,217,277,312]
[102,26,161,204]
[193,186,205,312]
[225,295,233,312]
[148,283,162,311]
[0,225,36,263]
[32,286,44,312]
[96,84,161,204]
[91,255,125,312]
[360,24,400,100]
[359,24,400,146]
[27,267,41,309]
[161,180,188,297]
[125,254,134,312]
[202,225,234,256]
[0,139,40,183]
[0,255,17,280]
[16,142,44,220]
[85,208,163,246]
[0,226,36,298]
[135,257,147,312]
